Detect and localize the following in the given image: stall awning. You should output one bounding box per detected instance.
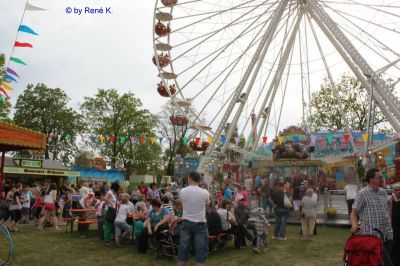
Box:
[0,121,47,152]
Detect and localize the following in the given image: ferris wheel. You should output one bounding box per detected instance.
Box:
[152,0,400,166]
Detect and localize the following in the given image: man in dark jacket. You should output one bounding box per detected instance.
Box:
[270,182,289,240]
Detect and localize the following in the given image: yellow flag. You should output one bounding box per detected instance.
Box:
[99,135,105,143]
[207,136,212,143]
[362,133,369,143]
[2,83,13,91]
[278,136,284,144]
[151,137,157,144]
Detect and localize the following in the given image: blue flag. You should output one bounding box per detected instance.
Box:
[4,74,17,83]
[18,25,39,35]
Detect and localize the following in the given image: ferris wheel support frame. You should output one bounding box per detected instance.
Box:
[198,0,289,170]
[306,0,400,132]
[306,10,400,134]
[219,0,290,155]
[246,10,304,154]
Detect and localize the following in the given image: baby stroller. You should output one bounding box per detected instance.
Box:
[154,219,180,259]
[343,229,384,266]
[208,232,228,253]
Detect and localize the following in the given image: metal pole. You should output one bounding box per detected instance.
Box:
[0,151,4,193]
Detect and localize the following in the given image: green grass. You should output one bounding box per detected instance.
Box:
[4,224,349,266]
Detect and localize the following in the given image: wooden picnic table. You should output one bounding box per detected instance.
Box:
[65,209,99,234]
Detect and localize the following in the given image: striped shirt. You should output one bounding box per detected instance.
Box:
[353,186,393,240]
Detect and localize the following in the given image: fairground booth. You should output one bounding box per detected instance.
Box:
[0,121,46,192]
[0,121,79,192]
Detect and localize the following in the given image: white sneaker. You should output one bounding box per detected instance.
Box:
[279,237,287,241]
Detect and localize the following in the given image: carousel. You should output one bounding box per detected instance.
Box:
[254,126,326,189]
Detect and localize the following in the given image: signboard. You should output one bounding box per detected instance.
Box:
[4,166,80,177]
[20,159,42,168]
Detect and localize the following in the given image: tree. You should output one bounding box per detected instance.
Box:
[0,54,12,121]
[80,89,161,177]
[157,101,192,175]
[13,83,84,163]
[309,73,392,132]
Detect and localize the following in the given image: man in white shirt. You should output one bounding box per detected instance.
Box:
[177,171,210,266]
[79,181,89,199]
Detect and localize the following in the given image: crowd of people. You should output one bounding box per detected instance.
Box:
[0,168,399,265]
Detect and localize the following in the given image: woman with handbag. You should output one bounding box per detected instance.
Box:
[103,182,119,246]
[300,188,318,240]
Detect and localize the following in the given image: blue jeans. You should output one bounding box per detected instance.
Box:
[274,208,288,238]
[177,220,209,263]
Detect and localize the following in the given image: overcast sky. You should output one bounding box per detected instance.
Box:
[0,0,161,113]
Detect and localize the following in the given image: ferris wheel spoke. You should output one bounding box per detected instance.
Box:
[176,13,274,93]
[171,0,275,62]
[323,4,400,60]
[322,0,400,10]
[324,5,400,34]
[251,15,301,153]
[306,1,400,131]
[305,11,358,149]
[171,0,274,36]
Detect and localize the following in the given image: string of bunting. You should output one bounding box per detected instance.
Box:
[1,1,47,102]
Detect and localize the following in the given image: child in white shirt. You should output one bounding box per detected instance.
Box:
[114,194,132,245]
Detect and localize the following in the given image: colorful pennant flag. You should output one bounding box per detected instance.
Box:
[81,135,85,142]
[150,137,156,144]
[99,135,105,143]
[18,25,38,35]
[277,136,283,144]
[170,137,175,144]
[0,95,4,103]
[326,134,334,144]
[0,88,10,98]
[10,57,27,65]
[249,136,254,144]
[207,136,212,144]
[6,68,19,78]
[182,137,188,144]
[4,75,17,83]
[130,136,136,143]
[2,83,13,91]
[89,135,94,142]
[343,134,350,143]
[109,136,115,143]
[14,41,33,48]
[362,133,369,143]
[120,136,126,143]
[234,137,240,145]
[221,135,226,144]
[262,136,267,144]
[140,135,145,144]
[158,137,163,144]
[26,3,47,11]
[195,137,200,144]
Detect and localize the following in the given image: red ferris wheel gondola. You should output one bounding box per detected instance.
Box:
[152,53,171,68]
[157,83,176,97]
[170,115,188,126]
[161,0,178,7]
[189,140,209,151]
[155,21,171,37]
